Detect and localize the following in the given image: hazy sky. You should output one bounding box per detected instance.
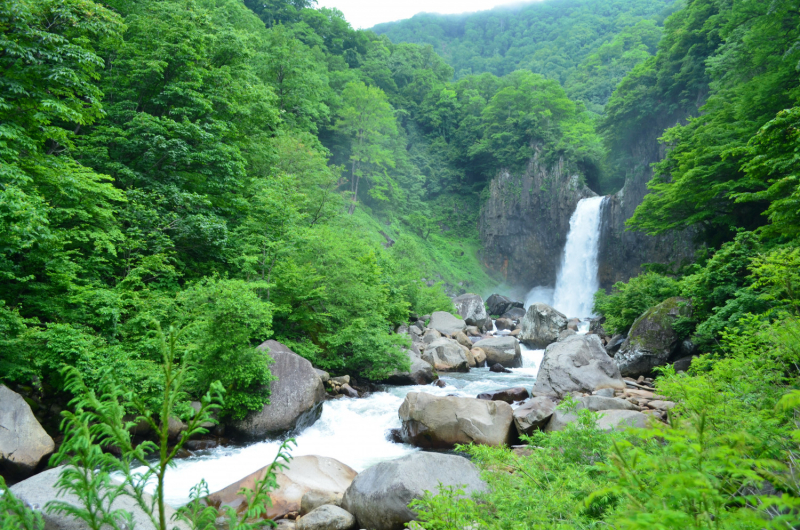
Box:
[316,0,529,29]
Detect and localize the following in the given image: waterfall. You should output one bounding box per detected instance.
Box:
[551,196,606,318]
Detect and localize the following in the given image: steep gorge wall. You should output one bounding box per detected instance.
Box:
[596,120,697,290]
[479,136,696,291]
[478,153,595,287]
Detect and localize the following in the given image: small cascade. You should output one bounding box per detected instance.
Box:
[551,196,606,318]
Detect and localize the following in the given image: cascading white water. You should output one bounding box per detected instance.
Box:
[550,196,606,318]
[132,346,546,506]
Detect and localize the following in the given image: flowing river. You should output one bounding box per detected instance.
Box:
[154,346,545,506]
[150,195,607,506]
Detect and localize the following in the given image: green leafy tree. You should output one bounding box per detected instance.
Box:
[335,81,398,214]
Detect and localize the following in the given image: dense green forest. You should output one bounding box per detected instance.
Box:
[374,0,676,113]
[3,0,800,527]
[0,0,620,418]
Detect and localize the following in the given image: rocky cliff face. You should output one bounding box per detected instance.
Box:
[480,128,696,292]
[596,121,696,290]
[479,152,595,287]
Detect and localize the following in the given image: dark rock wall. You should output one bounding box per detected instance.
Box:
[479,124,697,292]
[596,120,697,290]
[479,152,595,287]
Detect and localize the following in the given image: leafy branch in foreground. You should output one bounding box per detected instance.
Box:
[46,323,224,530]
[0,476,44,530]
[176,438,296,530]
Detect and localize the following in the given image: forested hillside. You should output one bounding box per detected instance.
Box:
[374,0,676,113]
[3,0,800,528]
[0,0,625,420]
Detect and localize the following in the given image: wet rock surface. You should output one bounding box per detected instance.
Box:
[0,385,55,480]
[533,335,626,397]
[519,303,568,348]
[398,392,514,448]
[229,341,325,439]
[341,452,488,530]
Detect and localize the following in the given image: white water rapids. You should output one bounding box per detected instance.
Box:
[526,196,606,319]
[147,346,545,507]
[138,197,606,506]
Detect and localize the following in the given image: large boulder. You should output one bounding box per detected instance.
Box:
[383,347,436,386]
[486,294,524,317]
[428,311,466,336]
[545,397,640,432]
[207,455,357,520]
[518,303,568,348]
[421,338,470,372]
[398,392,513,448]
[230,341,325,438]
[615,297,693,377]
[453,294,489,328]
[596,410,649,431]
[297,505,356,530]
[513,396,557,435]
[477,387,529,403]
[11,467,191,530]
[533,334,625,397]
[502,307,526,321]
[0,385,55,479]
[472,336,522,368]
[341,452,488,530]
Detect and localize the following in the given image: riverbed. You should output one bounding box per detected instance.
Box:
[150,346,544,507]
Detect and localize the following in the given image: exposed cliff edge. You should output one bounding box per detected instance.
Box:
[479,152,596,287]
[480,138,696,291]
[597,168,695,290]
[596,117,697,290]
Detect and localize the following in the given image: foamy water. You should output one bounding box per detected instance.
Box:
[131,346,545,506]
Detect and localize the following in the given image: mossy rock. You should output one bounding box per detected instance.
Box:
[615,297,692,377]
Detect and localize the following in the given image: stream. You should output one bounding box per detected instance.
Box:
[150,196,607,506]
[153,346,545,506]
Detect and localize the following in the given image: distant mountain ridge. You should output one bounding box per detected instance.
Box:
[373,0,677,113]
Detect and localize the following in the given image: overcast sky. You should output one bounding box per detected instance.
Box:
[316,0,531,29]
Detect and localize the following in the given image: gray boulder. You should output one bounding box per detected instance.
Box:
[519,303,568,348]
[341,452,488,530]
[230,340,325,439]
[502,307,526,321]
[453,293,489,328]
[513,397,557,435]
[421,338,469,372]
[428,311,466,336]
[557,329,576,341]
[596,410,649,431]
[314,369,330,383]
[615,298,693,377]
[486,294,524,317]
[533,335,626,397]
[297,505,356,530]
[545,398,643,432]
[421,328,441,344]
[477,387,529,403]
[383,348,436,386]
[605,334,626,355]
[398,392,513,448]
[472,336,522,368]
[10,467,190,530]
[0,385,54,479]
[301,490,343,515]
